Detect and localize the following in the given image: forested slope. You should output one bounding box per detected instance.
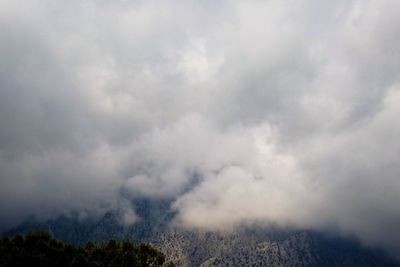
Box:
[0,231,175,267]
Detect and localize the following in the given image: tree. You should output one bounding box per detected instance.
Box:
[0,231,176,267]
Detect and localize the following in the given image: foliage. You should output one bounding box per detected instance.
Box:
[0,231,175,267]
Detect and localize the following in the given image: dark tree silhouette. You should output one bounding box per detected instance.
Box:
[0,231,175,267]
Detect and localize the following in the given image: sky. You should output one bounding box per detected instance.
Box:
[1,0,400,254]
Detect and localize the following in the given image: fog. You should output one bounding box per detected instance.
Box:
[1,0,400,253]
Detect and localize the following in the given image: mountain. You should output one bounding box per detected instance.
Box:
[4,199,400,267]
[156,229,400,267]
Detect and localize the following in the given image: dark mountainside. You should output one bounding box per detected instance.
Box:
[4,199,400,267]
[0,230,174,267]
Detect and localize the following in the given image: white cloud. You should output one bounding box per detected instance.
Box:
[1,0,400,254]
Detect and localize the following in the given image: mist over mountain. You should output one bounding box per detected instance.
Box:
[5,199,400,266]
[1,0,400,260]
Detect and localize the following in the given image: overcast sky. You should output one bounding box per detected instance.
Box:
[1,0,400,254]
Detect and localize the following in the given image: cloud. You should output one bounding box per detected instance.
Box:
[1,0,400,254]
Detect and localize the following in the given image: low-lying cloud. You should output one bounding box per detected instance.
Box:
[1,0,400,254]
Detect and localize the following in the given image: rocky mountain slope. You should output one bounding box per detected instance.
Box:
[4,199,400,267]
[156,229,399,267]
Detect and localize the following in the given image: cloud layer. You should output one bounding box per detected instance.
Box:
[1,0,400,253]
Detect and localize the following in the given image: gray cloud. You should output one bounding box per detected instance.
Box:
[1,0,400,254]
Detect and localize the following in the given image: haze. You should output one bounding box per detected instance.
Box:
[1,0,400,254]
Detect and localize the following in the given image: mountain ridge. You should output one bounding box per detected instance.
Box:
[3,199,400,267]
